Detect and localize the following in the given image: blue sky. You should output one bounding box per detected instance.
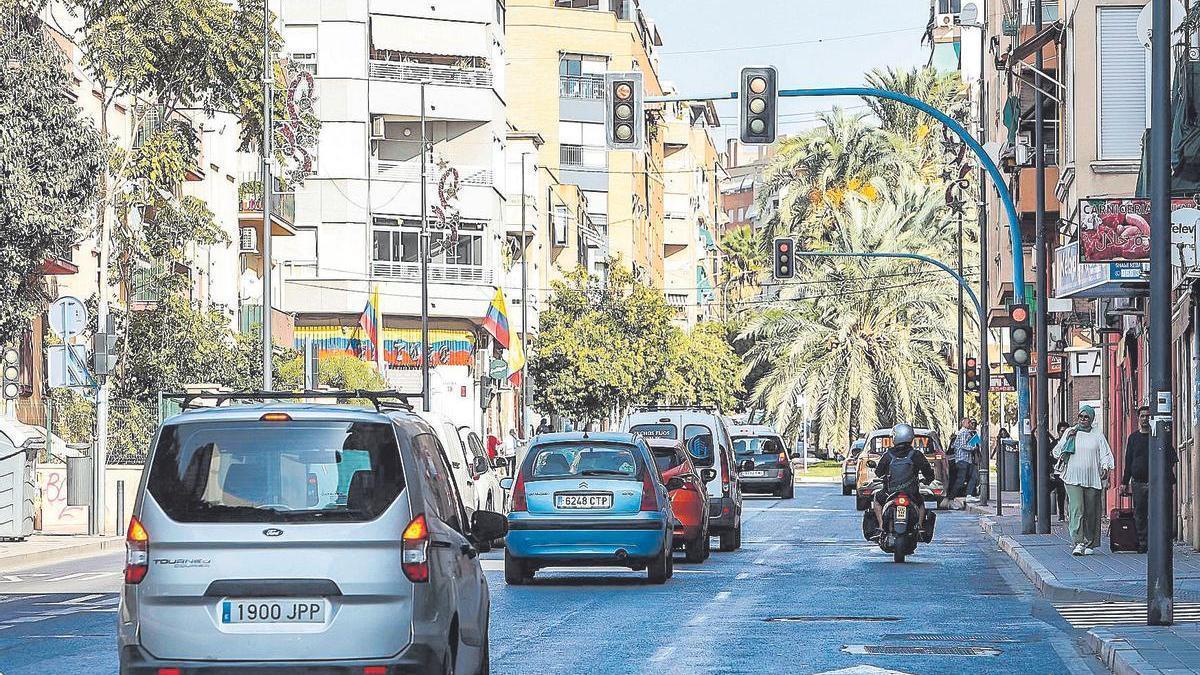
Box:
[639,0,932,143]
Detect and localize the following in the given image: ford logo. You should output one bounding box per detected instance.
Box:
[262,528,284,537]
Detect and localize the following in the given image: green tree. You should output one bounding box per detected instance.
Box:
[530,263,675,421]
[0,2,104,343]
[863,66,972,182]
[276,353,387,391]
[653,323,744,411]
[719,226,766,316]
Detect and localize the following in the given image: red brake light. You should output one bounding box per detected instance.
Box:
[363,668,388,675]
[158,669,182,675]
[402,514,430,583]
[125,516,149,584]
[260,412,292,421]
[640,471,659,511]
[896,496,909,506]
[509,472,527,512]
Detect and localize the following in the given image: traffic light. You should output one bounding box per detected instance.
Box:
[739,66,778,145]
[604,72,644,151]
[2,346,19,401]
[773,237,795,279]
[1004,304,1033,369]
[964,356,980,393]
[93,329,118,376]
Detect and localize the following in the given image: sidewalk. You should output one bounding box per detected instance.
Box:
[0,534,123,572]
[971,489,1200,674]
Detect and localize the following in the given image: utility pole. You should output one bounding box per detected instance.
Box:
[94,188,112,537]
[1033,0,1051,535]
[1147,0,1174,626]
[520,152,530,437]
[957,209,965,424]
[420,81,431,412]
[260,0,274,390]
[976,0,992,506]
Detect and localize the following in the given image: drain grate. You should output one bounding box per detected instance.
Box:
[765,616,901,623]
[882,633,1019,644]
[843,645,1001,657]
[844,638,1003,653]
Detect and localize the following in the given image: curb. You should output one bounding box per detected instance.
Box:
[0,537,124,571]
[973,510,1143,603]
[1087,628,1162,675]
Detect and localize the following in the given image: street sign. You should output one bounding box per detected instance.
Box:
[1069,349,1102,378]
[48,296,87,338]
[488,358,508,380]
[47,344,94,391]
[989,373,1016,393]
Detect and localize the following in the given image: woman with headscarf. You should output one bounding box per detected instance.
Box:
[1052,405,1115,555]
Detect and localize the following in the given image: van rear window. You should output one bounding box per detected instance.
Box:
[147,421,405,523]
[630,424,677,440]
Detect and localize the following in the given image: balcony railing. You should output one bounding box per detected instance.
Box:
[371,261,495,285]
[373,160,494,186]
[239,175,296,225]
[369,60,493,88]
[559,74,605,100]
[665,293,689,309]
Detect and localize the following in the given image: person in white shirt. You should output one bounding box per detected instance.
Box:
[1052,405,1115,556]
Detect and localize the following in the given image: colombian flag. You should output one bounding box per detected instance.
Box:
[358,285,381,362]
[482,287,511,349]
[506,338,526,388]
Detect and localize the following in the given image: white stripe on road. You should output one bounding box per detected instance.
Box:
[715,591,730,601]
[735,572,750,580]
[34,593,106,606]
[687,614,707,626]
[650,646,676,662]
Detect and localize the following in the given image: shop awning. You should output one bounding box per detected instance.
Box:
[1010,20,1064,64]
[371,15,488,57]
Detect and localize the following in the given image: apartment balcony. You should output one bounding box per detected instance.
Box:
[371,261,495,285]
[560,144,605,169]
[664,214,692,253]
[1017,164,1061,214]
[373,160,494,187]
[369,60,493,89]
[665,292,689,309]
[280,275,496,323]
[238,175,297,244]
[560,74,605,100]
[368,60,500,121]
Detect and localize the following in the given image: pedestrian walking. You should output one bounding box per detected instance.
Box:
[535,417,552,435]
[965,420,981,500]
[948,418,977,499]
[1051,422,1070,521]
[1052,405,1115,556]
[1120,406,1177,553]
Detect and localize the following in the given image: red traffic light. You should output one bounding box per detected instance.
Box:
[1010,306,1029,323]
[778,242,789,253]
[965,357,977,368]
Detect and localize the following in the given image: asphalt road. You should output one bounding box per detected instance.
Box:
[0,483,1103,674]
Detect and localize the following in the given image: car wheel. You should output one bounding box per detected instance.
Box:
[478,621,489,675]
[443,622,459,675]
[781,480,795,500]
[648,544,671,584]
[504,549,527,585]
[702,532,711,561]
[684,533,706,563]
[732,525,742,551]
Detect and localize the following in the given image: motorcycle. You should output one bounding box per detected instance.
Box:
[859,475,937,563]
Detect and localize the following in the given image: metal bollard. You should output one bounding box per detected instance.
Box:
[116,480,125,536]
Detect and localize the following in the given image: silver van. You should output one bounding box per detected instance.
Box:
[118,397,507,674]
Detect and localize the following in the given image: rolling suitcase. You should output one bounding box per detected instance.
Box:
[1109,495,1138,553]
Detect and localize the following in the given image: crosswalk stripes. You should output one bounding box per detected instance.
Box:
[1053,601,1200,628]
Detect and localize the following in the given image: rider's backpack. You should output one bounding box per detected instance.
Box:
[886,448,918,495]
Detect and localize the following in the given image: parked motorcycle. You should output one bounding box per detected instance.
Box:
[859,475,936,563]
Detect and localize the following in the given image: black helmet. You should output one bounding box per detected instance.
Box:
[891,423,915,445]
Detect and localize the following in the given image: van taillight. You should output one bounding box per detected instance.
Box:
[125,516,149,584]
[401,514,430,583]
[721,462,730,495]
[640,471,658,511]
[777,452,788,468]
[510,472,527,512]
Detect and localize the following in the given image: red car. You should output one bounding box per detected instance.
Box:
[646,438,715,563]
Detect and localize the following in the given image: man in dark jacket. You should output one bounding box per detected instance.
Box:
[872,423,936,534]
[1121,406,1177,553]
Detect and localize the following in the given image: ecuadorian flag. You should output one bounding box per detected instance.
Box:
[482,287,510,348]
[358,285,381,361]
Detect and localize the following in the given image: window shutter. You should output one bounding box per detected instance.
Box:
[1098,7,1147,160]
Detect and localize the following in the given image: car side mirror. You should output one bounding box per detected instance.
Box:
[499,477,514,490]
[470,509,508,544]
[739,459,755,472]
[492,456,507,470]
[472,455,490,475]
[665,476,685,491]
[700,468,718,482]
[867,460,878,469]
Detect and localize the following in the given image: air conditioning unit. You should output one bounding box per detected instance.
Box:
[937,13,959,27]
[1111,297,1143,314]
[1014,138,1033,167]
[239,227,258,254]
[370,116,385,140]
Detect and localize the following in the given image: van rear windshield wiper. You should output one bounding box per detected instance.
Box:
[579,469,631,476]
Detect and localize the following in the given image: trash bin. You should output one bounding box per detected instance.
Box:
[998,437,1017,487]
[0,435,38,540]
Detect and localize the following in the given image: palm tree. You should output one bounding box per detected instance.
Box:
[757,109,899,246]
[741,189,965,445]
[719,225,766,315]
[863,66,972,184]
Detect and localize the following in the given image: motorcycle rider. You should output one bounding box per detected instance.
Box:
[872,423,936,536]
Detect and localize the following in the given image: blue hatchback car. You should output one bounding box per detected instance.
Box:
[502,432,675,584]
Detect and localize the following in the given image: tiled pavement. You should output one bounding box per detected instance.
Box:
[971,490,1200,673]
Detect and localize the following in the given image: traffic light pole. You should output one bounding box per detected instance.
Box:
[1033,0,1052,537]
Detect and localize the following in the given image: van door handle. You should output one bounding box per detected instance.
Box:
[430,540,454,549]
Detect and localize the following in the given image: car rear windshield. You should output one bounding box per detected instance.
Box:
[147,420,405,523]
[733,436,786,457]
[683,424,715,467]
[524,443,643,481]
[629,423,677,440]
[649,445,688,474]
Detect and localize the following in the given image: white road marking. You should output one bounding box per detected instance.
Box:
[0,574,49,583]
[735,572,750,580]
[43,572,114,583]
[687,614,707,626]
[715,591,730,601]
[34,593,106,606]
[650,645,676,662]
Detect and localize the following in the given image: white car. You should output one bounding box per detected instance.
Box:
[458,425,507,515]
[413,411,503,515]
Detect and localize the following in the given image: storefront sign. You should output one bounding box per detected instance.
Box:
[989,373,1015,393]
[1078,198,1151,262]
[1054,241,1149,298]
[1068,349,1102,378]
[293,326,475,369]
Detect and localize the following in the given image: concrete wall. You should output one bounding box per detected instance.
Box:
[36,464,142,537]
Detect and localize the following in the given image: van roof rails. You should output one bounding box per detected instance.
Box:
[632,404,720,413]
[161,390,415,413]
